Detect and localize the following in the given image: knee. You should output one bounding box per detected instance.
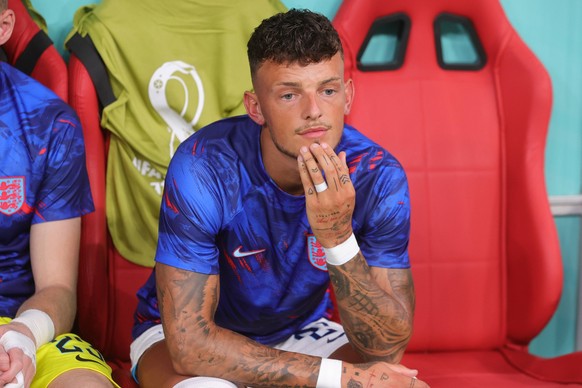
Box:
[48,369,114,388]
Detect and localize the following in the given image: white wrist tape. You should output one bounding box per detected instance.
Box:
[0,330,37,363]
[4,371,24,388]
[12,309,55,348]
[316,358,342,388]
[1,331,36,388]
[323,233,360,266]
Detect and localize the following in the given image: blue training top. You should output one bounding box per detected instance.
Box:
[133,115,410,344]
[0,62,94,317]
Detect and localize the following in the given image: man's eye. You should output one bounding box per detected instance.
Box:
[282,94,294,100]
[323,89,336,96]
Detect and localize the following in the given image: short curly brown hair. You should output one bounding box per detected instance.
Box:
[247,9,343,78]
[0,0,7,12]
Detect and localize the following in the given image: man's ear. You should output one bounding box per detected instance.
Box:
[344,78,355,116]
[0,9,15,46]
[243,90,265,126]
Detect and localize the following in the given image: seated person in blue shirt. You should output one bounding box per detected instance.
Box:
[0,2,118,386]
[131,9,426,388]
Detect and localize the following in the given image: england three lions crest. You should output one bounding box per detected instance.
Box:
[307,234,327,271]
[0,177,25,215]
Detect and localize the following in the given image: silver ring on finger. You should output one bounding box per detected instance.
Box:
[314,181,328,193]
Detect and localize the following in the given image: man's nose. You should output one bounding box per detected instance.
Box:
[302,93,323,121]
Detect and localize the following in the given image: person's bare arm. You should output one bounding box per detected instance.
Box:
[329,261,415,362]
[0,218,81,386]
[157,263,422,387]
[16,218,81,333]
[298,142,415,363]
[156,262,321,387]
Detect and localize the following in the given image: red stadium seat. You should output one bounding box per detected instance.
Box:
[334,0,582,385]
[68,52,149,386]
[2,0,67,101]
[68,49,149,387]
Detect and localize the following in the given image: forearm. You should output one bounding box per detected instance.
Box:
[166,321,415,388]
[328,251,413,363]
[158,265,320,386]
[16,285,76,335]
[168,321,321,387]
[25,218,81,335]
[296,143,414,362]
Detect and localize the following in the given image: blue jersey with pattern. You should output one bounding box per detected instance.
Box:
[0,63,94,317]
[133,115,410,344]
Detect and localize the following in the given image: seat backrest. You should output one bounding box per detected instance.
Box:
[69,0,287,370]
[68,52,153,366]
[3,0,67,101]
[333,0,561,352]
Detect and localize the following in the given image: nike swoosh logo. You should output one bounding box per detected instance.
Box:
[233,246,266,258]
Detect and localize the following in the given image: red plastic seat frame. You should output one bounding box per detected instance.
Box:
[333,0,582,385]
[68,53,150,387]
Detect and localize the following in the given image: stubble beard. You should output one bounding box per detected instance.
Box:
[266,121,337,161]
[266,122,304,160]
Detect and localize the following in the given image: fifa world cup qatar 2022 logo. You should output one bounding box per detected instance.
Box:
[148,60,205,158]
[0,177,25,215]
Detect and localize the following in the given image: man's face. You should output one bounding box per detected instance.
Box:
[245,53,354,161]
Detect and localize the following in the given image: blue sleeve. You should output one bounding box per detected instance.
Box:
[155,150,223,274]
[356,157,411,269]
[32,111,94,223]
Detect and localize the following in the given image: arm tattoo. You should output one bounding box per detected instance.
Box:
[328,253,414,362]
[157,266,322,386]
[347,379,364,388]
[312,211,354,246]
[342,363,387,388]
[158,268,218,358]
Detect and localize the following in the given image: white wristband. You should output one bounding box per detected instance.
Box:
[323,233,360,266]
[316,358,342,388]
[12,309,55,348]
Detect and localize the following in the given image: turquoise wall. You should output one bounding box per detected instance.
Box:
[30,0,85,57]
[30,0,582,358]
[500,0,582,357]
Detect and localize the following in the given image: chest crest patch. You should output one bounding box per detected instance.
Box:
[307,234,328,272]
[0,177,25,215]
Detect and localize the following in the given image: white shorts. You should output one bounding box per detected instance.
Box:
[130,318,348,383]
